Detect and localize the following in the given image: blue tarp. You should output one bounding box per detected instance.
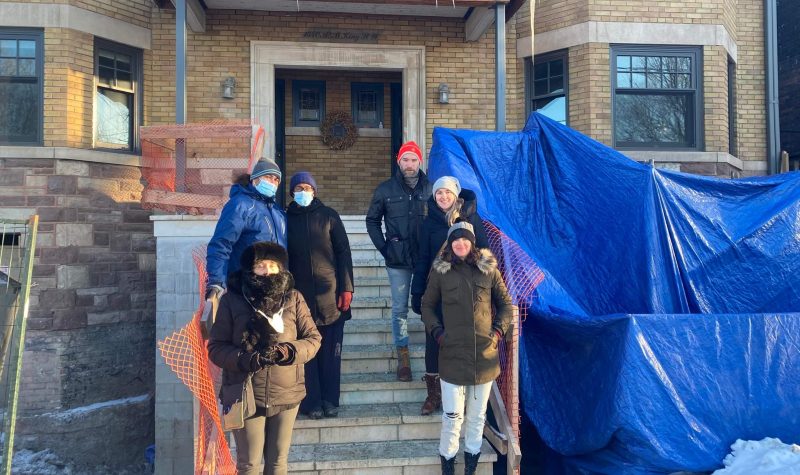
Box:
[427,113,800,474]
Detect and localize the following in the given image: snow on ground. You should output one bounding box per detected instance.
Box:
[713,438,800,475]
[11,449,151,475]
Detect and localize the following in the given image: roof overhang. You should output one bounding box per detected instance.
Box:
[202,0,508,18]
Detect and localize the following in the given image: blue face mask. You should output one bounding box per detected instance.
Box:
[294,191,314,207]
[254,179,277,198]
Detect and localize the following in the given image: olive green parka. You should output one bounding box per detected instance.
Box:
[421,248,513,386]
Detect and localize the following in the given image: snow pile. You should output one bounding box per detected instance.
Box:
[713,438,800,475]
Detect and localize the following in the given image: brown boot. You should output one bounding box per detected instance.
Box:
[396,346,412,382]
[420,373,441,415]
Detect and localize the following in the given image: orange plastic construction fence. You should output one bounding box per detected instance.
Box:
[140,121,264,214]
[157,246,236,475]
[485,220,545,461]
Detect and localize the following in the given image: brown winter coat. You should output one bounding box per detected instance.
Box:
[421,248,513,386]
[208,278,321,409]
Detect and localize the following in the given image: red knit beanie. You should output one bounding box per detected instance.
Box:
[397,141,423,164]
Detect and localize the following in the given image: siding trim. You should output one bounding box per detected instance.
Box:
[0,3,151,50]
[517,21,736,63]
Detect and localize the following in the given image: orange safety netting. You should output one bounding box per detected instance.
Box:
[485,220,545,470]
[140,121,265,214]
[157,246,236,475]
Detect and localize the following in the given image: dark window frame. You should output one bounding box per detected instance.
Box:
[94,38,143,153]
[525,49,569,125]
[728,57,738,157]
[292,80,326,127]
[0,28,44,146]
[351,82,384,128]
[611,44,704,151]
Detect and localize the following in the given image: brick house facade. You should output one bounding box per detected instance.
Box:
[0,0,776,470]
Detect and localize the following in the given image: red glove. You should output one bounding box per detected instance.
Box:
[337,291,353,311]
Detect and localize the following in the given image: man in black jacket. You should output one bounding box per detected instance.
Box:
[287,172,354,418]
[365,141,432,381]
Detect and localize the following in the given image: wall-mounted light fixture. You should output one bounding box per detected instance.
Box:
[438,83,450,104]
[222,77,236,99]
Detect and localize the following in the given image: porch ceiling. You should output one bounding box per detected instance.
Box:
[202,0,503,18]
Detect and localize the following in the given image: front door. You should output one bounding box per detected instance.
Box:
[390,82,403,176]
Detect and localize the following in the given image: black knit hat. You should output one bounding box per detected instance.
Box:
[447,221,476,245]
[240,241,288,270]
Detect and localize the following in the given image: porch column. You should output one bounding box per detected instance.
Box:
[495,2,506,132]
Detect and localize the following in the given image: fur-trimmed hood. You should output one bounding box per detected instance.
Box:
[432,248,497,275]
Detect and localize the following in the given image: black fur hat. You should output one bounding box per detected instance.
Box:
[240,241,288,270]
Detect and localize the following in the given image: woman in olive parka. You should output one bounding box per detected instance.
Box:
[420,221,513,475]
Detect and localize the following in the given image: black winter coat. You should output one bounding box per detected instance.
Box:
[410,189,489,297]
[366,170,432,269]
[207,272,322,410]
[286,198,354,326]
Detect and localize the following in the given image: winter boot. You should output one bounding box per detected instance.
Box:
[396,346,412,382]
[439,455,455,475]
[420,373,441,415]
[464,451,480,475]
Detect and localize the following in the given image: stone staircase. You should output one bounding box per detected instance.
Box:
[285,215,497,474]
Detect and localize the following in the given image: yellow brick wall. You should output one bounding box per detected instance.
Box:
[703,46,729,153]
[736,0,767,168]
[285,136,391,214]
[43,28,93,149]
[567,43,612,145]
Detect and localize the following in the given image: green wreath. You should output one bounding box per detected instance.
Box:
[320,111,358,151]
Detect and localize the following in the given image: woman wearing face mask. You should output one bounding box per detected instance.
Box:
[285,172,354,419]
[410,176,489,416]
[421,221,512,475]
[205,157,288,300]
[208,241,321,475]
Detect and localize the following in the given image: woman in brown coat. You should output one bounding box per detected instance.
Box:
[421,221,513,475]
[208,242,321,475]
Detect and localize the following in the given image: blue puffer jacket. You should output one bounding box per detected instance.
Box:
[206,184,287,288]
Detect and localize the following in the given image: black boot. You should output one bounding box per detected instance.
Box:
[464,451,480,475]
[440,454,455,475]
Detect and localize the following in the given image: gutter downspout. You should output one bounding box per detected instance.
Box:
[495,2,506,132]
[765,0,781,174]
[176,0,187,191]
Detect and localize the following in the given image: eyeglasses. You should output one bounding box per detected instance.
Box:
[293,185,314,193]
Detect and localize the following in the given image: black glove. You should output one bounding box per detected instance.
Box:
[237,351,265,373]
[411,294,422,315]
[260,343,295,365]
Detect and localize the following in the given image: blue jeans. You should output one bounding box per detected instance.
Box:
[386,266,412,348]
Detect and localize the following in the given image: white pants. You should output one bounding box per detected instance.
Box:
[439,379,492,459]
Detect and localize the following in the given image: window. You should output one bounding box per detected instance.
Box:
[292,80,325,126]
[95,39,142,151]
[612,45,703,149]
[0,29,43,145]
[526,50,568,124]
[351,82,384,128]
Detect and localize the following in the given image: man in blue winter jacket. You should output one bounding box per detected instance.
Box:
[205,157,287,299]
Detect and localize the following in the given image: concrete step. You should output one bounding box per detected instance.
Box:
[287,439,496,474]
[346,232,374,246]
[292,403,440,445]
[341,344,425,375]
[352,277,392,298]
[339,372,427,405]
[351,244,382,261]
[343,318,425,346]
